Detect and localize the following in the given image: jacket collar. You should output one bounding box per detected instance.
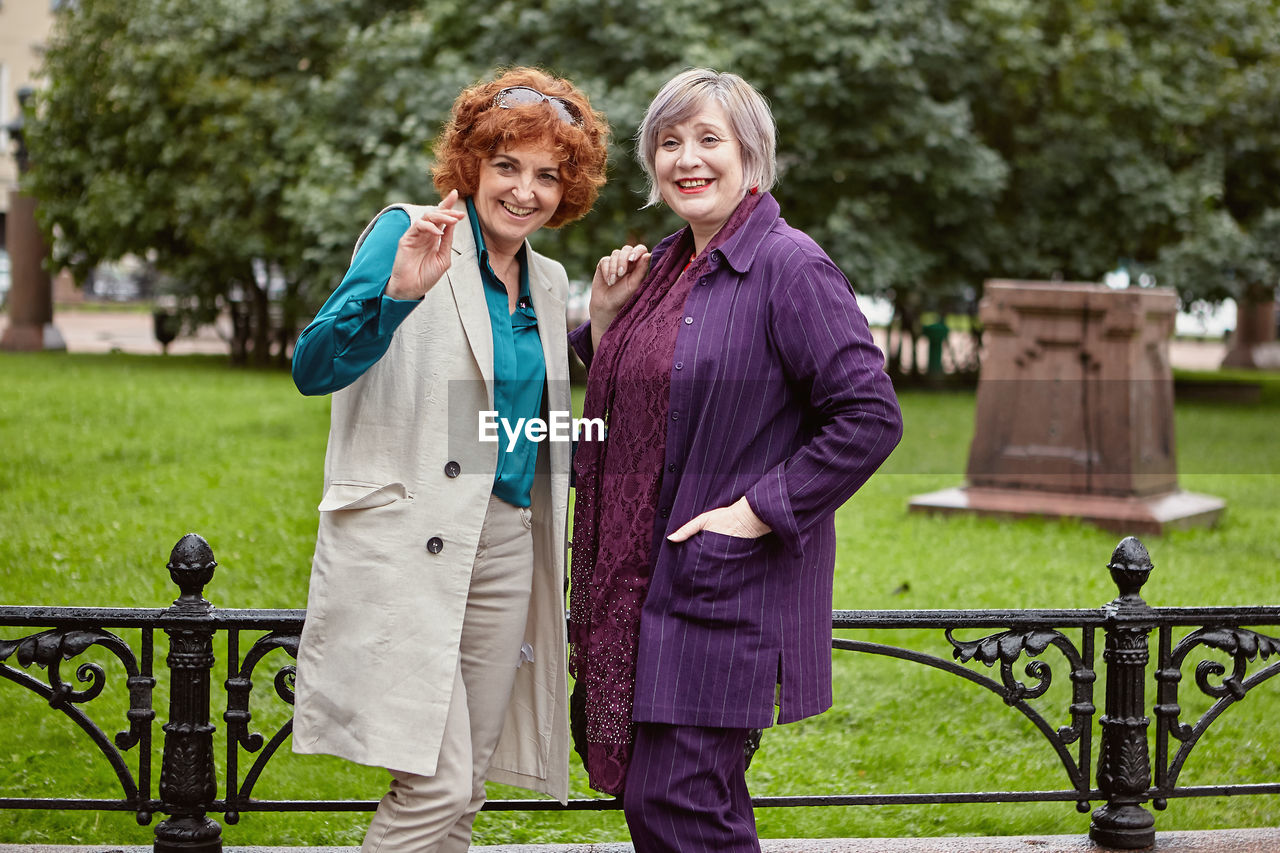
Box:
[717,191,780,274]
[649,192,781,275]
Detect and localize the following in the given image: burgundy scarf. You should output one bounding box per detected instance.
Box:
[568,192,764,794]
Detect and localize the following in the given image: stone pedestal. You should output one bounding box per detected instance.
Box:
[1,190,65,352]
[910,280,1224,534]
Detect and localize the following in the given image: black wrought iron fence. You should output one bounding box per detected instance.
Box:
[1,533,1278,852]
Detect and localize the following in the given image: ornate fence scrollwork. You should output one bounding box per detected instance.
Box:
[1155,622,1280,801]
[948,626,1097,737]
[1,533,1277,852]
[224,630,300,824]
[0,625,154,816]
[833,619,1096,813]
[949,626,1097,798]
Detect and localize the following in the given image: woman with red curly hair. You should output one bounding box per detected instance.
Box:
[290,67,608,852]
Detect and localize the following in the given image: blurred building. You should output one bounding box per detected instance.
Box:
[0,2,65,240]
[1,2,78,306]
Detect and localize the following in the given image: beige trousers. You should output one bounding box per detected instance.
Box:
[362,496,534,853]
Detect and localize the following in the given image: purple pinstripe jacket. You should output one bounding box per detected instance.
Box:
[570,193,902,729]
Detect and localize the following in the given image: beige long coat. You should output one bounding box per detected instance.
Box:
[292,204,571,802]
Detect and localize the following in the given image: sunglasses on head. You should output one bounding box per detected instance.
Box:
[492,86,584,127]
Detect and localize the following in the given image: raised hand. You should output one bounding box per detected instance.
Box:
[589,243,651,351]
[385,190,468,301]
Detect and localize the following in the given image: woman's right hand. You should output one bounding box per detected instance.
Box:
[589,244,650,347]
[385,190,468,301]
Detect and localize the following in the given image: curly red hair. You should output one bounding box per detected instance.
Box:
[432,67,609,229]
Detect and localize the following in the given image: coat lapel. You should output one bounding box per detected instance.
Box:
[448,206,569,404]
[526,254,568,389]
[447,211,495,404]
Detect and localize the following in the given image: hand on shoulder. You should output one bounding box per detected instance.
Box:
[590,244,650,322]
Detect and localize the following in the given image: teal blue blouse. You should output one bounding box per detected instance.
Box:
[291,203,546,507]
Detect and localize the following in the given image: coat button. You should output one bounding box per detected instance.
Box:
[674,362,683,370]
[444,461,461,478]
[684,316,693,324]
[426,537,444,554]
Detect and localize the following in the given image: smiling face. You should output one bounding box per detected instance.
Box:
[472,141,565,256]
[653,100,746,252]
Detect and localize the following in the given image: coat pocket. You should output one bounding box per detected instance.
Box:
[317,480,411,512]
[671,531,771,626]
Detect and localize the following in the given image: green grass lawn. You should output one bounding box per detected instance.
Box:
[0,352,1277,845]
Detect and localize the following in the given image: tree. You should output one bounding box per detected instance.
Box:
[953,0,1280,301]
[1148,1,1280,320]
[25,0,1280,369]
[271,0,1280,372]
[26,0,416,365]
[26,0,1012,371]
[308,0,1010,377]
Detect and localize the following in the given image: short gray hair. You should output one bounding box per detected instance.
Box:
[636,68,778,207]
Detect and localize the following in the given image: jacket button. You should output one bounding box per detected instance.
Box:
[426,537,444,554]
[444,461,461,478]
[659,507,670,518]
[684,316,693,325]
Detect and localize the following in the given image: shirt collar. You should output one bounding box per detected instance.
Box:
[466,197,530,296]
[716,191,780,274]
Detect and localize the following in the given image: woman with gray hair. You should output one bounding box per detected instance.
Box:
[568,68,902,850]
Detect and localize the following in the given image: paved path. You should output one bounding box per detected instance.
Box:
[5,829,1280,852]
[0,308,231,356]
[2,309,1230,370]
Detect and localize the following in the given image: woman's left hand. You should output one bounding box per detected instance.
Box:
[667,497,772,542]
[589,243,651,352]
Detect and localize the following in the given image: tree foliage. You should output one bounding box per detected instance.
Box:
[956,0,1280,307]
[23,0,1280,366]
[27,0,418,364]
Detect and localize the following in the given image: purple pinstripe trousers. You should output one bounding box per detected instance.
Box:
[623,723,761,853]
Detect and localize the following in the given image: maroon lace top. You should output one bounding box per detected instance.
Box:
[569,193,764,794]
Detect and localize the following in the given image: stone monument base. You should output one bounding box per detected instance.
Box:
[1222,341,1280,370]
[0,321,66,352]
[908,486,1225,535]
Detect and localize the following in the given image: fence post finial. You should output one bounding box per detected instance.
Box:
[1090,536,1156,849]
[167,533,217,608]
[155,534,222,853]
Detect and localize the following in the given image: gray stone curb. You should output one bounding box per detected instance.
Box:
[5,829,1280,853]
